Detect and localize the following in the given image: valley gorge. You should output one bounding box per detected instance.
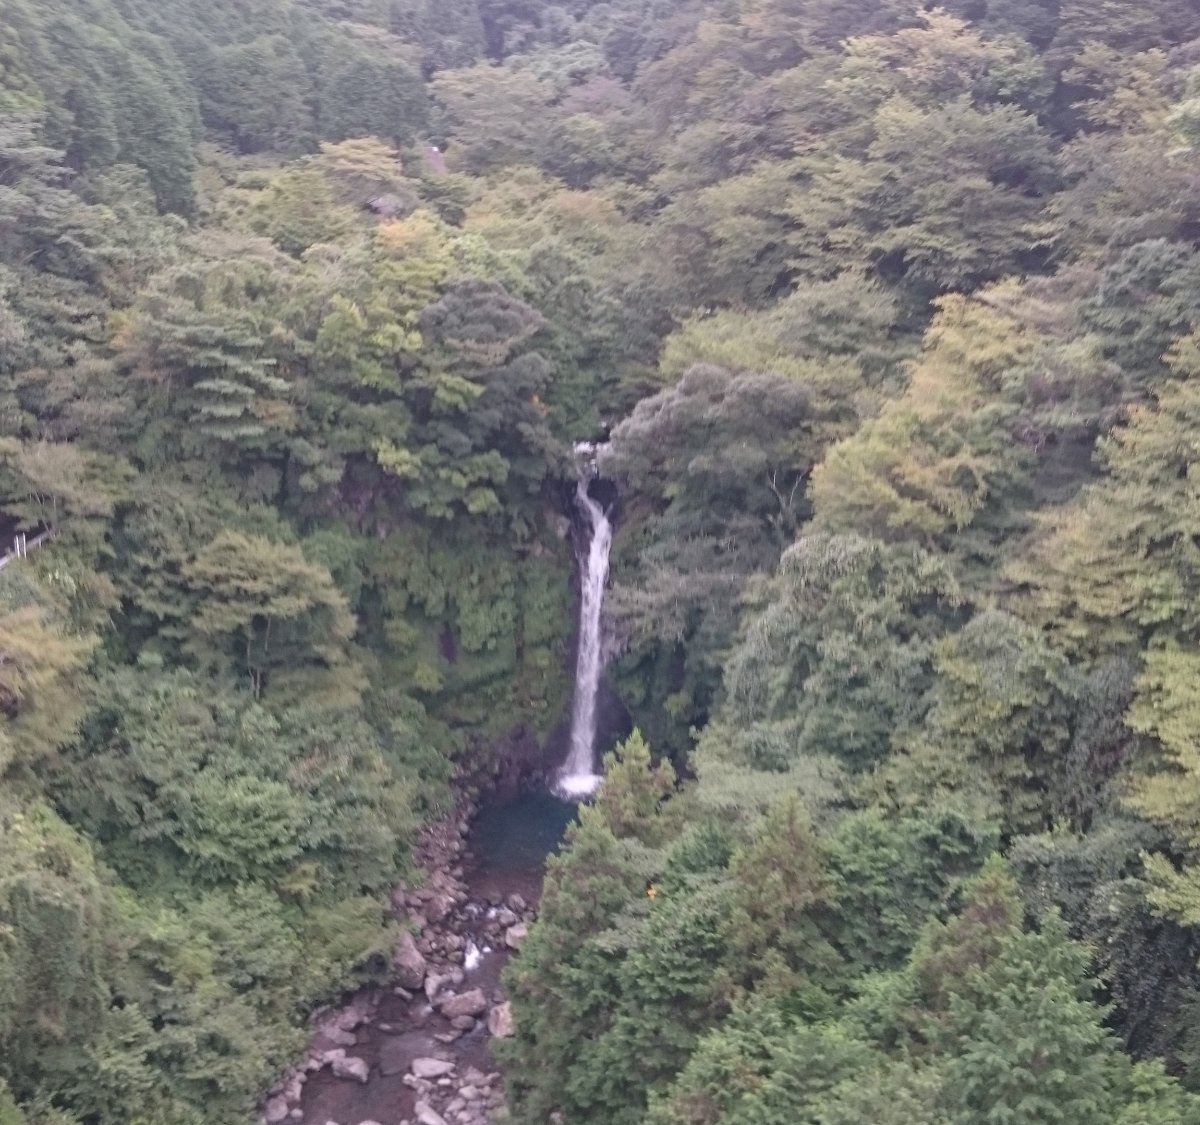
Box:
[5,2,1200,1124]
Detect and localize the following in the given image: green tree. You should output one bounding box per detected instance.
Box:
[429,65,555,173]
[720,533,958,775]
[312,28,427,144]
[607,364,837,755]
[1014,331,1200,653]
[0,801,112,1109]
[0,0,198,212]
[178,530,356,702]
[810,292,1033,550]
[501,804,660,1123]
[890,610,1081,835]
[595,729,678,846]
[0,1081,26,1125]
[0,590,95,772]
[723,797,842,999]
[1125,646,1200,927]
[205,36,315,154]
[115,233,299,464]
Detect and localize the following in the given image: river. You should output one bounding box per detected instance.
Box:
[292,792,577,1125]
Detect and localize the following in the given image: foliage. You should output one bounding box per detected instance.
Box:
[4,0,1200,1120]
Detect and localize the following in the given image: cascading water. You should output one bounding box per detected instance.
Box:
[556,447,613,799]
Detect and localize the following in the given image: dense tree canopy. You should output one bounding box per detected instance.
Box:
[4,0,1200,1122]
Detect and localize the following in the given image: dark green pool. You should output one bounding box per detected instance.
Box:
[466,790,579,904]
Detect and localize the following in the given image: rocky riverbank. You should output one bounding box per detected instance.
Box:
[260,796,543,1125]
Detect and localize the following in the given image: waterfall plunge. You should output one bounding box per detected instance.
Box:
[557,457,613,799]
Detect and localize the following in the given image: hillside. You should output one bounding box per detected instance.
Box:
[2,1,1200,1123]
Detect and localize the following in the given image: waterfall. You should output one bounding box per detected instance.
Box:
[557,449,613,799]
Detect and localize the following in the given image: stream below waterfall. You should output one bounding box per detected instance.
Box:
[292,793,576,1125]
[281,461,612,1125]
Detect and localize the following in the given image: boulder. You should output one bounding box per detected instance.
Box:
[334,1001,371,1031]
[394,930,428,990]
[313,1027,357,1051]
[424,972,449,1003]
[331,1056,369,1083]
[487,1002,514,1039]
[379,1038,410,1078]
[494,907,518,927]
[507,892,528,913]
[438,988,488,1019]
[504,924,528,951]
[450,1015,476,1031]
[425,890,457,924]
[265,1096,289,1123]
[411,1057,455,1079]
[414,1102,448,1125]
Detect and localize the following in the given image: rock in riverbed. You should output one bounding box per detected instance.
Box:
[394,929,428,990]
[425,970,451,1003]
[313,1026,357,1050]
[411,1057,456,1079]
[437,988,487,1019]
[273,796,522,1125]
[414,1102,449,1125]
[331,1055,369,1083]
[487,1002,514,1039]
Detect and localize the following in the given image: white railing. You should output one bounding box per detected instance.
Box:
[0,528,55,571]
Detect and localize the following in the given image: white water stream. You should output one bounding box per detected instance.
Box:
[556,452,613,799]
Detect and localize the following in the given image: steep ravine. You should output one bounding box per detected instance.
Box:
[262,462,614,1125]
[262,791,575,1125]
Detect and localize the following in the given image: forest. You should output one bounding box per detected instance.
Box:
[3,0,1200,1122]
